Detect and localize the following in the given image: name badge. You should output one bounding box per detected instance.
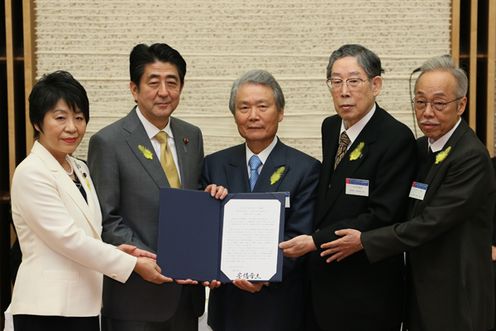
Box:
[345,178,369,197]
[284,192,290,208]
[409,181,428,200]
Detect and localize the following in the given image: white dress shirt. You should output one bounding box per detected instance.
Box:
[339,104,376,150]
[245,136,278,177]
[428,118,461,152]
[136,107,182,181]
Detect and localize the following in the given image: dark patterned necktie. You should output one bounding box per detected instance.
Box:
[334,131,351,169]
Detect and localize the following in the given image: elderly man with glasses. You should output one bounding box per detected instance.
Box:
[319,55,496,331]
[280,44,416,331]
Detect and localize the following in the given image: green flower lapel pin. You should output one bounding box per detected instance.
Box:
[138,145,153,160]
[435,146,451,164]
[349,142,365,161]
[270,166,286,185]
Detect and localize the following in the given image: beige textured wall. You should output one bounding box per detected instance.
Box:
[34,0,451,160]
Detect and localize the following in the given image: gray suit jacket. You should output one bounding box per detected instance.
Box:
[88,108,205,322]
[362,120,495,331]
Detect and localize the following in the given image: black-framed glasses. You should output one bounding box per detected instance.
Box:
[326,77,369,90]
[412,96,463,112]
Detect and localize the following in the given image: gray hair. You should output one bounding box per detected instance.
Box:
[416,55,468,97]
[229,69,285,114]
[326,44,384,80]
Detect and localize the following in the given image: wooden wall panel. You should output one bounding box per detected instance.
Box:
[452,0,461,65]
[468,0,478,130]
[487,0,495,154]
[452,0,494,155]
[1,1,34,326]
[5,0,16,184]
[23,0,35,152]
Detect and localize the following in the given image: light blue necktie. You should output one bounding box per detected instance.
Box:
[249,155,262,191]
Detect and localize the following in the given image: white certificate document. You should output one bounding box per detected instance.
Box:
[220,199,281,281]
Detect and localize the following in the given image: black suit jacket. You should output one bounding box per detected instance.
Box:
[202,139,320,331]
[309,105,416,331]
[492,158,496,246]
[363,120,496,331]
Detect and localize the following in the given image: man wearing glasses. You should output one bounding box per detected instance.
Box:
[320,55,496,331]
[279,44,416,331]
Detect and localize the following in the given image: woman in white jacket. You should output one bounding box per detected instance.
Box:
[8,71,171,331]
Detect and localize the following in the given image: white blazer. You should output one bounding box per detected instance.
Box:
[9,141,136,317]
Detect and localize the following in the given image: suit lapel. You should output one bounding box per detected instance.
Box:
[332,138,370,178]
[170,117,193,189]
[318,118,340,198]
[317,108,381,224]
[424,121,466,183]
[32,142,100,237]
[123,110,168,189]
[59,173,101,238]
[410,137,429,213]
[70,158,102,238]
[411,121,468,215]
[225,144,250,192]
[253,140,288,193]
[323,133,374,215]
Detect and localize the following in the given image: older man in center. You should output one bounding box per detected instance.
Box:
[280,44,417,331]
[202,69,320,331]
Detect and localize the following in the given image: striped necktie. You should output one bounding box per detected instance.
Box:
[334,131,351,169]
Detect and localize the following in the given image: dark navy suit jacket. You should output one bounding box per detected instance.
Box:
[202,138,320,331]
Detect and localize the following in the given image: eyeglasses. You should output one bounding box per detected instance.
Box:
[412,96,463,112]
[326,78,369,91]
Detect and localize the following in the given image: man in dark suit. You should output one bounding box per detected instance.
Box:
[88,43,205,331]
[322,55,496,331]
[202,69,320,331]
[279,44,416,331]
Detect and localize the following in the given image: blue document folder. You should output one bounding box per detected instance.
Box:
[157,188,285,282]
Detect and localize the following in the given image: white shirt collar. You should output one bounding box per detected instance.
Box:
[135,107,181,181]
[339,103,376,148]
[245,136,278,173]
[428,118,461,152]
[135,107,173,139]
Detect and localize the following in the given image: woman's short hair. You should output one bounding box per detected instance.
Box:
[29,70,89,139]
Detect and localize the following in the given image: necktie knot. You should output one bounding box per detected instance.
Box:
[248,155,262,191]
[155,131,168,144]
[339,131,351,146]
[334,131,351,169]
[249,155,262,171]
